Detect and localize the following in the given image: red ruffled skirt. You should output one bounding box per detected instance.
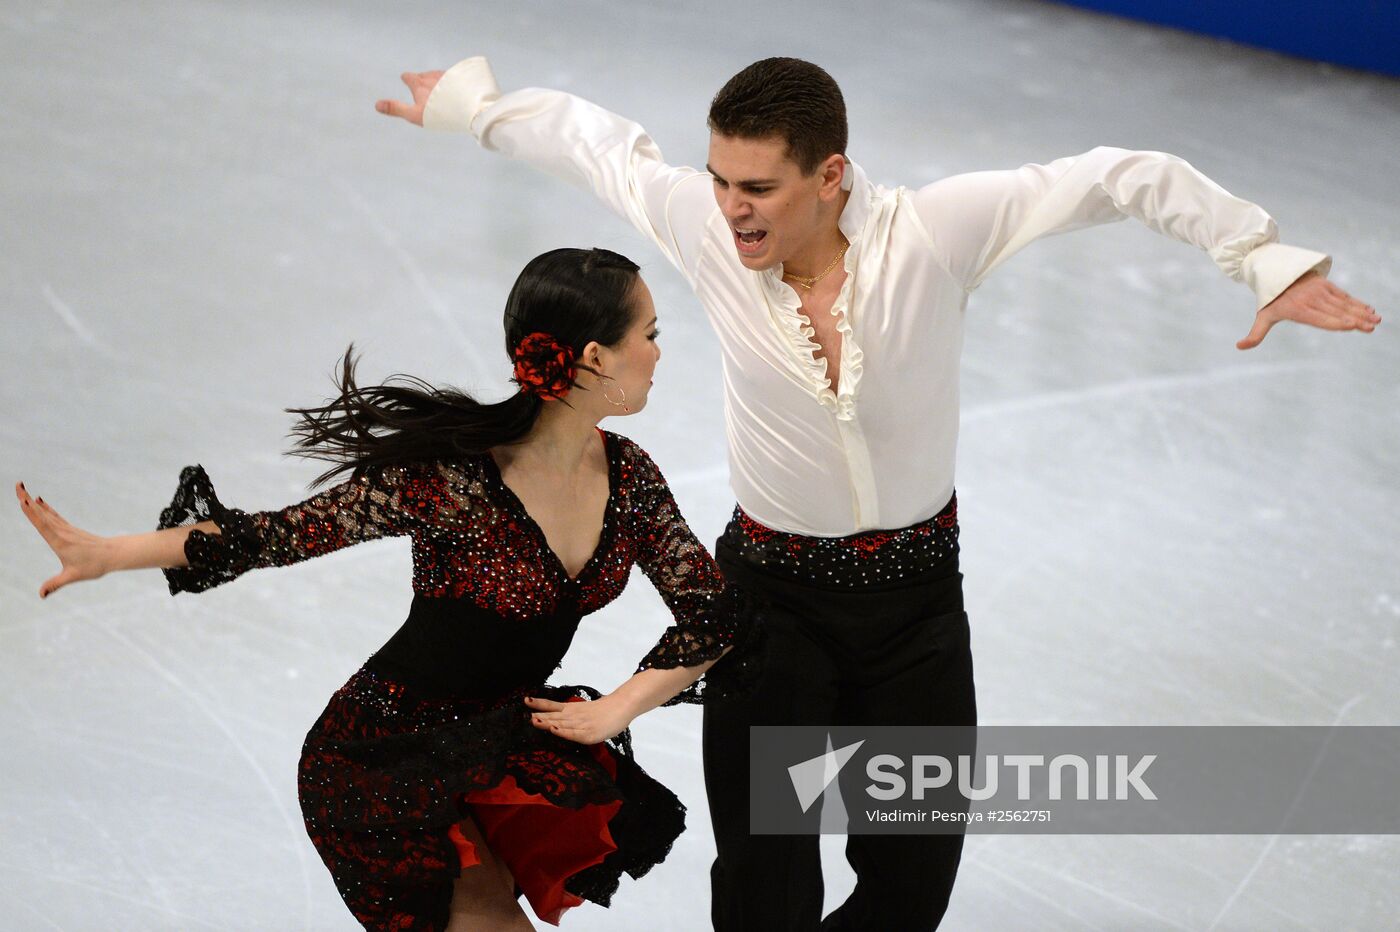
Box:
[450,714,622,924]
[298,666,685,931]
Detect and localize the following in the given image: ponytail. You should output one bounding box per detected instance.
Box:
[287,346,540,486]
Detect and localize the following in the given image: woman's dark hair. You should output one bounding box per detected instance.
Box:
[287,247,641,485]
[707,57,848,175]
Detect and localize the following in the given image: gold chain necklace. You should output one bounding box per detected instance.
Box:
[783,238,849,291]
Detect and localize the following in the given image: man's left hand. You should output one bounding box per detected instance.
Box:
[1238,271,1380,350]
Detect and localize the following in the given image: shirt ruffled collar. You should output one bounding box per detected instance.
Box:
[758,158,872,421]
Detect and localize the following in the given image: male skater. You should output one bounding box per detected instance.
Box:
[376,56,1378,930]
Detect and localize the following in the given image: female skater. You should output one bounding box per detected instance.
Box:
[15,246,758,931]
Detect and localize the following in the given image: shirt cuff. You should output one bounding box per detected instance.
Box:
[1241,242,1332,310]
[422,56,501,134]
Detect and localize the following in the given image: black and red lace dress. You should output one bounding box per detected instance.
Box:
[157,429,759,930]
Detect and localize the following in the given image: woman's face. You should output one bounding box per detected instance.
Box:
[595,276,661,416]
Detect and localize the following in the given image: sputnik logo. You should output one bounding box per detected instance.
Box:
[788,737,866,813]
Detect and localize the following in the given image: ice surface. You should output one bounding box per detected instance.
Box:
[2,0,1396,928]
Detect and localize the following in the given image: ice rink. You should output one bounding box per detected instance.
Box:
[2,1,1397,929]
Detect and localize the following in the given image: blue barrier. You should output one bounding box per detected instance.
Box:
[1054,0,1400,76]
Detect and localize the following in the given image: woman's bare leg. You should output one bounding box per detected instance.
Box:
[444,814,535,931]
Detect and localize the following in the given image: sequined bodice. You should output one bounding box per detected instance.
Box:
[397,439,636,620]
[158,431,747,698]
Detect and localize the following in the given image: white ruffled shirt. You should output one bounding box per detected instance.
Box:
[425,57,1331,538]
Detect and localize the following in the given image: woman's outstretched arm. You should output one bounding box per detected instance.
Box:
[15,481,216,598]
[17,462,437,599]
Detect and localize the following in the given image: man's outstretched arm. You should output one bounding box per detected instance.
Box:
[911,147,1379,349]
[376,58,713,284]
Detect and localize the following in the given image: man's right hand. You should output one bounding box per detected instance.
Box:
[375,71,445,126]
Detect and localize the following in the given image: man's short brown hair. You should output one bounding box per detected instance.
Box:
[707,57,848,175]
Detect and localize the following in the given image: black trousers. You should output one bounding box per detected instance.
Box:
[704,529,976,932]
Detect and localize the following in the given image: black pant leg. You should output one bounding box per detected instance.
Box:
[821,597,977,932]
[704,552,843,932]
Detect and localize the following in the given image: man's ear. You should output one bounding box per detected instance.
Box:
[818,153,846,200]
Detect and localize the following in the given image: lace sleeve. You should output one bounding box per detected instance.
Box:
[157,463,435,595]
[622,441,766,705]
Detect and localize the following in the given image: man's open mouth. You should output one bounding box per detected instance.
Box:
[734,227,768,254]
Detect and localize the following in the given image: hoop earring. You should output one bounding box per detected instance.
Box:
[600,376,630,414]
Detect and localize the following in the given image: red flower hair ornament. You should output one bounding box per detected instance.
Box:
[511,331,577,400]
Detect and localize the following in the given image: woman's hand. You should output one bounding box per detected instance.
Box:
[524,694,637,746]
[15,482,111,598]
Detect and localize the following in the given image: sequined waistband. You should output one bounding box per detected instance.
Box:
[339,664,531,728]
[718,496,959,589]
